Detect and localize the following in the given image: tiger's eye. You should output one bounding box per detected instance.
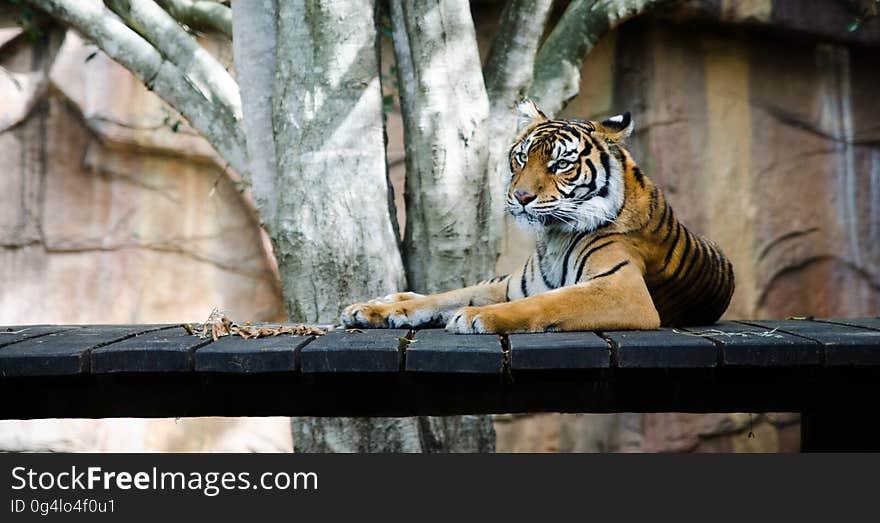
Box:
[556,160,570,169]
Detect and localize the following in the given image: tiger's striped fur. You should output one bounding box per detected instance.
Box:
[342,100,734,333]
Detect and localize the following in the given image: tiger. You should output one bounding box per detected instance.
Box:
[342,99,734,334]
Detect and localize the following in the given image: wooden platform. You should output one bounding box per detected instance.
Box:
[2,317,879,426]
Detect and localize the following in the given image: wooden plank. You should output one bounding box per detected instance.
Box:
[683,321,821,366]
[195,333,312,373]
[406,329,503,374]
[508,332,610,370]
[0,325,80,348]
[742,319,880,366]
[603,329,717,368]
[91,326,211,373]
[0,325,171,377]
[300,329,405,373]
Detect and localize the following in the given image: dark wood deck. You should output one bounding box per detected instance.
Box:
[3,318,880,435]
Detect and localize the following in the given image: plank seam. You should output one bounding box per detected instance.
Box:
[0,327,80,350]
[399,329,415,373]
[733,320,826,366]
[83,325,178,374]
[499,334,512,383]
[678,326,725,367]
[293,335,319,372]
[183,336,217,372]
[594,331,617,367]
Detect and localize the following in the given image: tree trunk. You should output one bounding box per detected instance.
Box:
[271,0,405,323]
[292,415,496,453]
[268,0,440,454]
[391,0,494,294]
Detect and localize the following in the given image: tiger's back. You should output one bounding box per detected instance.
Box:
[626,184,734,326]
[578,143,735,327]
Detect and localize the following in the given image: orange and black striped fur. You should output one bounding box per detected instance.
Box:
[342,100,734,333]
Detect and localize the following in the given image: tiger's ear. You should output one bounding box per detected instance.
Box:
[597,112,634,142]
[516,98,547,131]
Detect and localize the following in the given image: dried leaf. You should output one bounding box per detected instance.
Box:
[186,309,326,340]
[346,328,364,333]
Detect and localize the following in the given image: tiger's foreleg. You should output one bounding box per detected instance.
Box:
[446,262,660,334]
[342,278,510,329]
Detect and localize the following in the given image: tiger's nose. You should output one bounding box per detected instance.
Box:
[513,190,537,206]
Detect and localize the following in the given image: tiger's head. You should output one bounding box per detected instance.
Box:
[507,99,635,233]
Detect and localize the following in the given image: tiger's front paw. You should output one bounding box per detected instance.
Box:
[342,302,391,328]
[445,306,500,334]
[342,301,440,329]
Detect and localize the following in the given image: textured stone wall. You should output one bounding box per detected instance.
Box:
[0,25,290,452]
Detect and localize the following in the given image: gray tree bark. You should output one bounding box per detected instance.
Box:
[231,0,278,223]
[156,0,232,37]
[293,415,496,453]
[271,0,405,323]
[390,0,493,294]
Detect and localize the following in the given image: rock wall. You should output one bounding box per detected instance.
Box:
[0,25,289,452]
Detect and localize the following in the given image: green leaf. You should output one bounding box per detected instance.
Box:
[171,120,181,133]
[85,51,98,63]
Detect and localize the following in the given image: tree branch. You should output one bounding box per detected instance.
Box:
[483,0,554,106]
[530,0,674,116]
[231,0,278,225]
[105,0,241,122]
[27,0,248,175]
[482,0,554,260]
[155,0,232,38]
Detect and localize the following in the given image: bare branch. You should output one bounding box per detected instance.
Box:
[530,0,674,116]
[155,0,232,38]
[105,0,241,122]
[27,0,247,175]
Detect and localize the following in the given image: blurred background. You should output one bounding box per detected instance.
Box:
[1,0,878,452]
